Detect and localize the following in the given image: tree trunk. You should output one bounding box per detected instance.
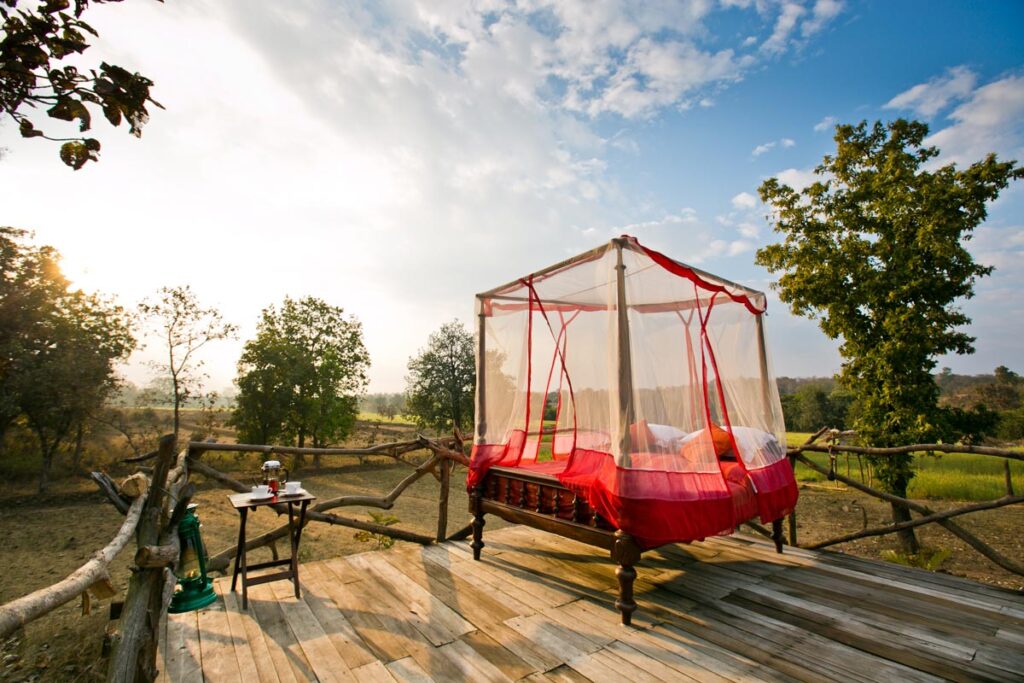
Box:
[71,422,85,475]
[295,431,305,469]
[889,478,920,554]
[38,438,57,494]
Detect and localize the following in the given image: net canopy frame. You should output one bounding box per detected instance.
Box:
[468,235,798,548]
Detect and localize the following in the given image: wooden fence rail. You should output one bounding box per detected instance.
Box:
[783,428,1024,576]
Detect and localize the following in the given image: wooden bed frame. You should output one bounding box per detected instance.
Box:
[469,464,785,625]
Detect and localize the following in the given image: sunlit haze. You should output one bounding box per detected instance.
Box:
[2,1,1022,394]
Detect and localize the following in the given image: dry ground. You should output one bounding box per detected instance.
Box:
[0,428,1021,681]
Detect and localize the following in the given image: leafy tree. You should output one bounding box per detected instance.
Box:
[138,286,237,439]
[0,229,134,489]
[0,227,64,447]
[405,320,475,433]
[232,297,370,464]
[17,289,134,489]
[757,119,1022,553]
[1,0,162,168]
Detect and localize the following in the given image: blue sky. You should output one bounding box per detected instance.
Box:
[2,0,1022,392]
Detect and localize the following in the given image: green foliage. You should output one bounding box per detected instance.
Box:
[998,407,1024,441]
[232,296,370,450]
[881,547,951,571]
[353,512,399,550]
[1,0,163,168]
[138,286,237,439]
[405,320,475,434]
[758,119,1021,507]
[779,382,852,432]
[0,228,135,489]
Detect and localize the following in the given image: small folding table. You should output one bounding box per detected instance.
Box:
[227,490,315,609]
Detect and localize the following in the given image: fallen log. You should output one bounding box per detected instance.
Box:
[0,494,146,639]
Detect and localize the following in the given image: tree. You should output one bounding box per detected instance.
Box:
[756,119,1022,553]
[405,320,475,434]
[138,286,236,439]
[0,229,134,489]
[17,289,134,490]
[1,0,162,169]
[232,296,370,463]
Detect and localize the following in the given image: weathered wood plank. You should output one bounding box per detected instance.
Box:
[267,577,356,682]
[246,582,315,682]
[165,610,203,683]
[474,621,564,673]
[351,659,399,682]
[219,580,280,683]
[383,547,522,625]
[194,602,242,683]
[313,561,421,663]
[348,552,475,639]
[385,656,435,683]
[436,638,515,683]
[458,628,537,680]
[297,562,378,669]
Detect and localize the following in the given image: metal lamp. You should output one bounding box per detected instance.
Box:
[168,503,217,613]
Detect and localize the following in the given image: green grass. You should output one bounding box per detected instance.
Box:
[785,431,1023,501]
[357,412,417,425]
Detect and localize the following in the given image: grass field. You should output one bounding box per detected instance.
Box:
[787,431,1023,501]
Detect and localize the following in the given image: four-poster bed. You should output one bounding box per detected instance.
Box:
[467,236,798,624]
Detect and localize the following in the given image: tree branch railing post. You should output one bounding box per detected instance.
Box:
[106,434,178,683]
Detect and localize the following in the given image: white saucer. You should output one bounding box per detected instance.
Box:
[277,489,306,498]
[248,493,274,502]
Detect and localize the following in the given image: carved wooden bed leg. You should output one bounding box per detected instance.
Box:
[470,485,485,560]
[771,518,784,553]
[612,530,641,625]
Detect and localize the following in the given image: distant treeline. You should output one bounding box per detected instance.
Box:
[777,367,1024,441]
[360,393,407,420]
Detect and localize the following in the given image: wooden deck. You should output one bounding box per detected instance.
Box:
[158,525,1024,682]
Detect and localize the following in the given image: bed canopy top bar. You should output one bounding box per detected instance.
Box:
[476,236,767,312]
[477,242,612,299]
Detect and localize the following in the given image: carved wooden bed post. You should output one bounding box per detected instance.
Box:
[771,518,784,553]
[612,530,641,625]
[470,485,485,560]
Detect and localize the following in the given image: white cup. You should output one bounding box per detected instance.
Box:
[285,481,301,495]
[251,484,270,497]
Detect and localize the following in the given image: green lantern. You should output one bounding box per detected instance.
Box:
[168,503,217,613]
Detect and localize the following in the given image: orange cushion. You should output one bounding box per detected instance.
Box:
[709,422,733,456]
[678,423,733,462]
[628,420,657,452]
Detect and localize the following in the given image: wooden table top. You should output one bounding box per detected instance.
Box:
[228,490,316,509]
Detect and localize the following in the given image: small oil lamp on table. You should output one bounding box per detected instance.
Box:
[168,504,217,613]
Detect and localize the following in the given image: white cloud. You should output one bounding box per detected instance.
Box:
[802,0,845,37]
[737,221,761,239]
[752,137,795,156]
[814,115,836,132]
[924,73,1024,166]
[761,2,804,54]
[731,192,759,209]
[775,167,819,190]
[885,65,978,117]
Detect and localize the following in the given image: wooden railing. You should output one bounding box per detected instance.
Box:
[778,428,1023,576]
[0,431,469,682]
